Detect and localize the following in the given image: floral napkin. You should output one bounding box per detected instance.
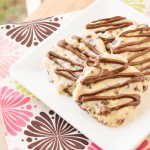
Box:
[0,0,150,150]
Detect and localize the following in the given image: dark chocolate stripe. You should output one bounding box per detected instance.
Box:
[99,36,115,44]
[72,35,101,55]
[129,58,150,66]
[87,22,129,29]
[81,72,141,85]
[48,51,84,67]
[113,37,150,50]
[85,56,126,68]
[128,48,150,62]
[92,16,125,23]
[140,64,150,72]
[80,94,140,115]
[55,70,77,82]
[87,16,126,28]
[119,27,150,37]
[144,72,150,75]
[95,22,132,33]
[57,68,83,72]
[86,16,132,32]
[57,40,87,60]
[113,46,150,54]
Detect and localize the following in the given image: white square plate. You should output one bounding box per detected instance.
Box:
[10,0,150,150]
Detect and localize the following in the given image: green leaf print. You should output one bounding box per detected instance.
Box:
[122,0,145,13]
[130,3,145,12]
[138,0,144,2]
[147,134,150,140]
[15,81,37,99]
[123,0,134,3]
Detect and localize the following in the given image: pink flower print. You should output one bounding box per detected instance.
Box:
[0,86,33,136]
[0,36,19,78]
[146,6,150,18]
[88,143,102,150]
[136,140,149,150]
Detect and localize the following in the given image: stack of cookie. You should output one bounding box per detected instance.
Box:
[44,16,149,127]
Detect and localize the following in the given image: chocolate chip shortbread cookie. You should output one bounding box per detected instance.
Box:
[86,16,135,51]
[43,31,106,95]
[73,53,148,126]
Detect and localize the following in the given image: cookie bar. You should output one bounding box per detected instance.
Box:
[86,16,135,51]
[111,24,150,80]
[43,31,106,96]
[73,53,148,126]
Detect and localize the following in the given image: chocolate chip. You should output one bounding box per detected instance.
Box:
[49,80,54,83]
[143,85,148,92]
[88,85,92,89]
[100,106,111,116]
[139,30,143,34]
[117,119,124,125]
[86,35,92,38]
[102,121,107,125]
[134,86,138,91]
[77,102,82,106]
[106,47,111,53]
[101,100,109,105]
[71,64,75,67]
[88,109,91,112]
[63,88,72,96]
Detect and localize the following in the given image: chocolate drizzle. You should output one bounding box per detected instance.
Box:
[86,16,133,50]
[86,16,131,31]
[77,56,145,115]
[112,26,150,75]
[72,36,101,55]
[47,35,101,81]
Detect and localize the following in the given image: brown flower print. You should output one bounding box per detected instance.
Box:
[6,17,61,47]
[24,110,89,150]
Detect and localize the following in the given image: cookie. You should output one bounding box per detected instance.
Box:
[73,53,148,126]
[111,24,150,80]
[43,31,106,96]
[86,16,135,51]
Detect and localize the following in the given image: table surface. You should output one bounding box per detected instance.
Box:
[25,0,94,21]
[0,0,94,149]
